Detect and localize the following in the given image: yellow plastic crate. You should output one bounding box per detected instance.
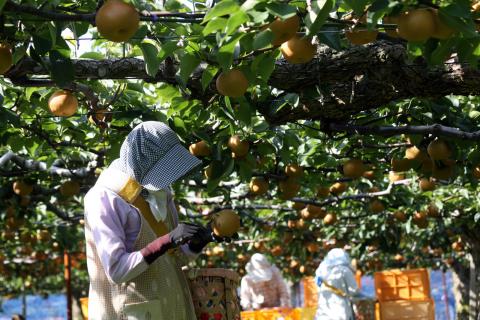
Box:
[302,277,319,308]
[79,297,88,320]
[374,269,431,302]
[378,299,435,320]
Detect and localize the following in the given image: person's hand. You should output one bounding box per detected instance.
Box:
[169,223,204,246]
[188,224,214,253]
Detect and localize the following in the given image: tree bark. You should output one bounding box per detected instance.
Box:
[452,230,480,320]
[6,41,480,124]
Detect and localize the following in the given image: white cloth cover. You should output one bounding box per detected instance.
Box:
[245,253,274,282]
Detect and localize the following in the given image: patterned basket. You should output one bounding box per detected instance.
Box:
[186,268,241,320]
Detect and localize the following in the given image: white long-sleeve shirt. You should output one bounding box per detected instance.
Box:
[84,187,196,284]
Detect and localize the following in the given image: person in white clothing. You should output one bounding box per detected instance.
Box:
[240,253,291,310]
[314,249,364,320]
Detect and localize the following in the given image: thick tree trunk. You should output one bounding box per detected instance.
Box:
[6,42,480,124]
[452,231,480,320]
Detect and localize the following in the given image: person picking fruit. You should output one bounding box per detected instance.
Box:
[314,249,371,320]
[240,253,291,310]
[84,121,223,319]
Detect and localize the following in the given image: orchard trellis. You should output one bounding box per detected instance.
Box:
[0,0,480,319]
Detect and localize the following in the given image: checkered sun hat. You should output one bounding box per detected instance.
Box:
[110,121,202,191]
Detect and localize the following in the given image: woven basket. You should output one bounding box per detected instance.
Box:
[186,268,241,320]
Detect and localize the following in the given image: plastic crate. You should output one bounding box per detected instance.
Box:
[79,297,88,320]
[241,311,257,320]
[301,277,319,308]
[374,269,431,302]
[378,299,435,320]
[256,308,297,320]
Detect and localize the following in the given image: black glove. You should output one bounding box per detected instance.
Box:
[188,224,214,253]
[169,222,204,246]
[141,223,204,264]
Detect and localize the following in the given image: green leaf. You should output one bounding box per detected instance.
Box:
[79,52,105,60]
[202,17,228,36]
[157,41,178,62]
[439,7,476,37]
[318,29,342,50]
[32,34,52,55]
[49,50,74,87]
[140,43,160,77]
[0,0,6,12]
[306,0,335,36]
[69,22,90,39]
[233,101,253,125]
[253,29,274,50]
[248,10,270,24]
[201,65,219,91]
[265,3,297,19]
[343,0,369,16]
[428,38,458,65]
[178,52,201,84]
[226,11,249,35]
[0,106,20,126]
[257,52,276,81]
[217,33,245,70]
[203,0,240,22]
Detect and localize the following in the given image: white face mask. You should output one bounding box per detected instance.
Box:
[145,189,168,222]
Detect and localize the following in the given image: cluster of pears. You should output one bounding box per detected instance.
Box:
[390,138,455,192]
[384,8,455,42]
[215,14,316,98]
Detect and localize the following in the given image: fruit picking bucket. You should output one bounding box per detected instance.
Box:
[186,268,241,320]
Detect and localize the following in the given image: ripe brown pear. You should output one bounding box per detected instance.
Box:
[362,170,376,180]
[316,186,330,197]
[398,9,436,42]
[227,135,249,158]
[391,158,412,172]
[369,199,385,213]
[427,203,440,218]
[59,180,81,197]
[345,17,378,45]
[48,90,78,117]
[323,212,337,225]
[271,245,283,256]
[427,139,451,160]
[419,178,435,192]
[301,204,325,220]
[473,165,480,179]
[413,211,428,228]
[249,177,269,196]
[13,180,33,196]
[212,210,240,237]
[278,177,301,200]
[393,210,407,223]
[388,171,405,183]
[343,159,365,178]
[306,242,320,253]
[216,69,249,98]
[189,140,211,157]
[432,159,456,180]
[405,146,427,161]
[285,164,304,178]
[268,15,300,46]
[95,0,140,42]
[0,43,13,75]
[329,182,347,195]
[280,35,316,64]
